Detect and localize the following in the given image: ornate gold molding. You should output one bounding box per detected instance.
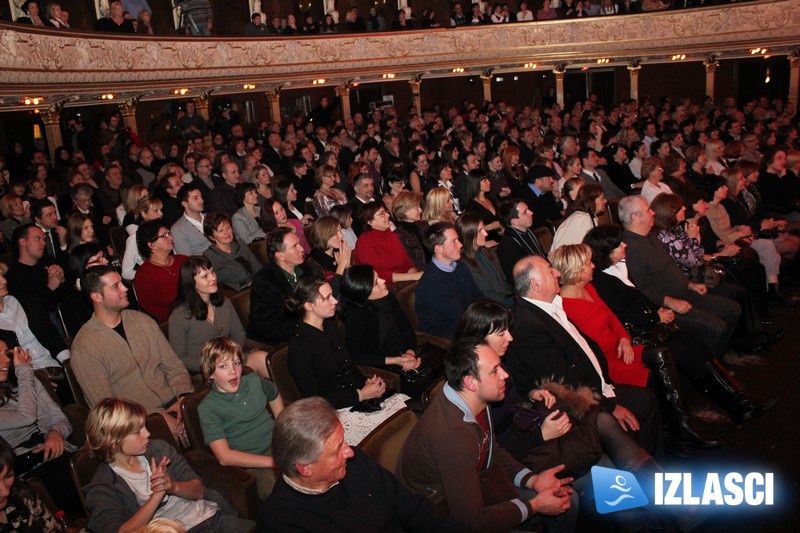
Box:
[1,0,799,107]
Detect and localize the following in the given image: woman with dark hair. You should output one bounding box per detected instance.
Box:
[202,211,261,292]
[408,149,429,195]
[259,198,311,255]
[550,244,717,448]
[381,168,408,214]
[16,0,44,26]
[463,169,503,244]
[65,211,96,252]
[329,204,357,250]
[340,265,441,397]
[551,183,606,251]
[0,337,78,516]
[602,143,637,192]
[583,225,778,423]
[272,178,313,226]
[0,437,59,530]
[353,203,421,286]
[168,256,268,378]
[456,212,512,307]
[286,277,389,409]
[62,243,109,337]
[133,220,188,323]
[306,216,351,295]
[757,147,800,221]
[312,164,347,217]
[232,182,266,244]
[455,300,670,483]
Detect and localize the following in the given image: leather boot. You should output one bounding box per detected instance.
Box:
[696,359,780,423]
[641,347,720,449]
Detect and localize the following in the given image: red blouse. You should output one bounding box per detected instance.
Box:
[353,229,416,285]
[561,283,650,388]
[133,254,188,323]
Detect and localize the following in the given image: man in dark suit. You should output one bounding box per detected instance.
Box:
[521,165,563,229]
[505,255,664,457]
[31,199,68,266]
[579,148,625,201]
[496,200,547,283]
[248,228,306,345]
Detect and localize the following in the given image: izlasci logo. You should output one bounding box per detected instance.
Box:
[591,465,649,514]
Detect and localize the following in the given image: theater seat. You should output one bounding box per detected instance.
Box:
[358,408,417,474]
[395,282,419,330]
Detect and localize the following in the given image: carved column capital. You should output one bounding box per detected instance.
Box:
[627,59,642,72]
[552,63,567,79]
[789,48,800,65]
[703,54,720,72]
[265,84,285,103]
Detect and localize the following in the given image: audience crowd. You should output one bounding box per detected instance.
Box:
[8,0,724,35]
[0,85,795,530]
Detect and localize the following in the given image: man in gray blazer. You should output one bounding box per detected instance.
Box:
[579,148,625,201]
[171,183,210,256]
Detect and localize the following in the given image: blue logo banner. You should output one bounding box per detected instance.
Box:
[592,465,649,514]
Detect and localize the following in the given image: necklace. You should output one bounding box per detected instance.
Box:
[149,255,175,275]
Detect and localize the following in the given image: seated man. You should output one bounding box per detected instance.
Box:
[396,338,578,532]
[619,195,740,358]
[506,256,664,457]
[71,265,193,440]
[5,224,67,369]
[496,199,547,283]
[415,222,483,340]
[248,227,306,345]
[522,165,563,229]
[257,397,466,532]
[171,182,210,257]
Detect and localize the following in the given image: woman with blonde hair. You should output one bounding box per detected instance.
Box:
[392,191,428,271]
[0,194,30,244]
[120,184,149,227]
[550,244,717,449]
[84,398,254,532]
[703,138,726,176]
[421,187,457,225]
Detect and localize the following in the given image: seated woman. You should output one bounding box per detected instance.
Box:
[353,203,422,286]
[286,277,388,409]
[652,193,773,338]
[198,337,283,501]
[306,216,351,297]
[202,211,262,292]
[231,183,266,244]
[0,194,30,246]
[456,300,664,483]
[0,438,59,531]
[463,169,504,244]
[63,243,109,337]
[133,220,188,323]
[260,198,311,256]
[341,265,445,398]
[456,212,513,307]
[583,225,779,423]
[312,164,347,217]
[381,168,408,215]
[391,191,428,272]
[421,186,457,226]
[84,398,254,532]
[0,339,79,515]
[705,175,790,305]
[329,204,358,250]
[550,244,717,448]
[65,212,96,252]
[168,256,269,378]
[272,178,314,226]
[122,196,163,281]
[551,183,606,252]
[639,157,673,205]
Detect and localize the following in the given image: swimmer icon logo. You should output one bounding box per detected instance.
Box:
[592,465,650,514]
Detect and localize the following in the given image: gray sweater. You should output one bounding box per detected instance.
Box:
[168,298,246,373]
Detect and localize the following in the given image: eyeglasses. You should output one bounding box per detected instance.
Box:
[156,231,172,240]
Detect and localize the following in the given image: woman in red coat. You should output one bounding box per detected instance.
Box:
[353,203,422,286]
[550,243,717,449]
